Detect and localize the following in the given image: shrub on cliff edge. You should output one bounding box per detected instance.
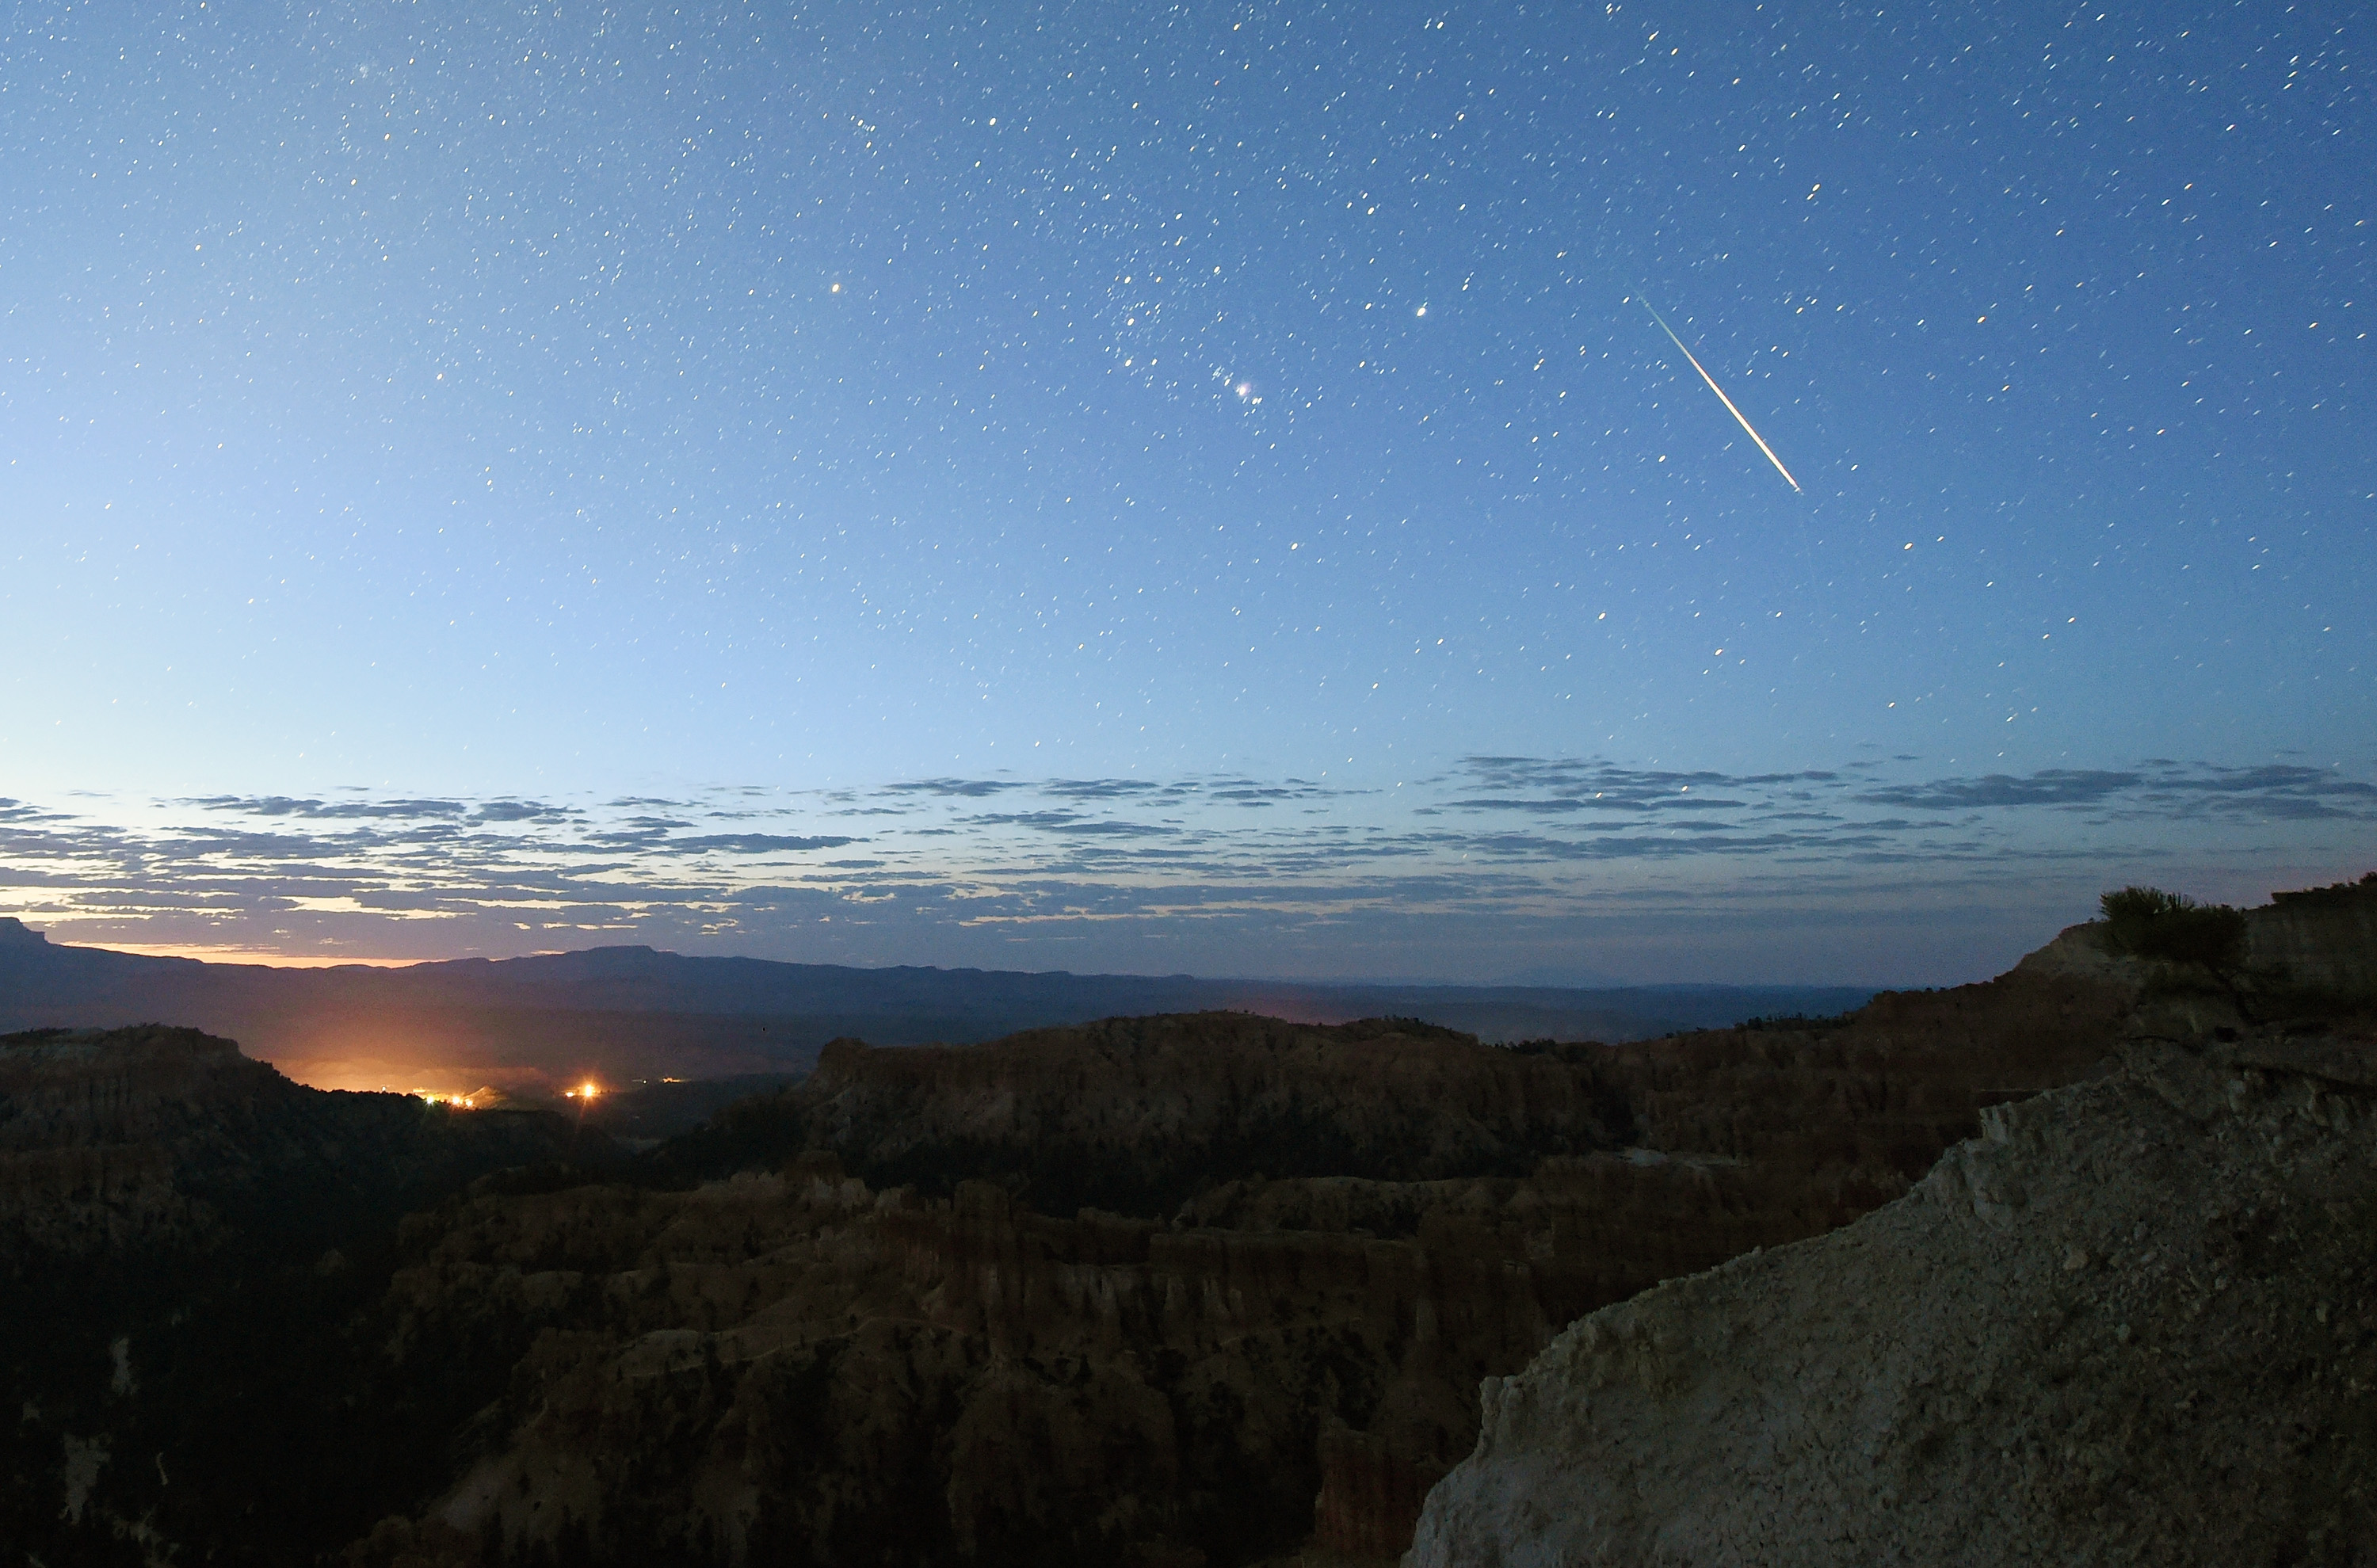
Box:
[2099,886,2247,968]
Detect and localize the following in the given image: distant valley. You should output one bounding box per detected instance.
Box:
[0,918,1872,1096]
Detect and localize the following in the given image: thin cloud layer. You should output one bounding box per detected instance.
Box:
[2,755,2369,982]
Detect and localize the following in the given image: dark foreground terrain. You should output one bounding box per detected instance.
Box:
[6,877,2371,1566]
[0,1025,618,1563]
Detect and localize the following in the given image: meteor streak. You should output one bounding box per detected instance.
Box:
[1636,296,1803,493]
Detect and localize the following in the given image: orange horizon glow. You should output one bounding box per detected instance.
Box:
[54,940,431,969]
[37,932,581,968]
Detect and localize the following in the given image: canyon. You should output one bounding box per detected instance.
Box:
[334,973,2128,1567]
[4,877,2367,1565]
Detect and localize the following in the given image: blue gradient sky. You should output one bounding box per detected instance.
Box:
[3,2,2368,981]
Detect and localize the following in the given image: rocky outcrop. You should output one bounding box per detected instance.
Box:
[1406,1017,2377,1565]
[2249,874,2377,1002]
[0,1025,611,1257]
[659,985,2130,1211]
[718,1013,1639,1210]
[0,1024,270,1251]
[2019,878,2377,1009]
[1581,971,2135,1176]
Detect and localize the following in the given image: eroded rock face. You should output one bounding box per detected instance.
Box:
[652,1013,1639,1212]
[0,1027,616,1565]
[0,1024,611,1257]
[0,1024,277,1251]
[1406,1015,2377,1567]
[2249,876,2377,1003]
[373,1153,1798,1566]
[343,981,2136,1566]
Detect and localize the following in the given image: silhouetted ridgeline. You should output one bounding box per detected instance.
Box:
[0,917,1872,1087]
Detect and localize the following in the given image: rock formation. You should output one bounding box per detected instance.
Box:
[334,975,2132,1567]
[2249,873,2377,1002]
[0,1024,607,1257]
[19,886,2359,1567]
[1407,924,2377,1565]
[0,1026,614,1564]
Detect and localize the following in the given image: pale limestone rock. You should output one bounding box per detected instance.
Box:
[1406,1032,2377,1566]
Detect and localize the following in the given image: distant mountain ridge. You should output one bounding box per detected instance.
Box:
[0,918,1875,1090]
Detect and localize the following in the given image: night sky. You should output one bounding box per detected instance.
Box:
[3,1,2368,982]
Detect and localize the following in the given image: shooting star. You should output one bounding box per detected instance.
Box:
[1636,296,1803,493]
